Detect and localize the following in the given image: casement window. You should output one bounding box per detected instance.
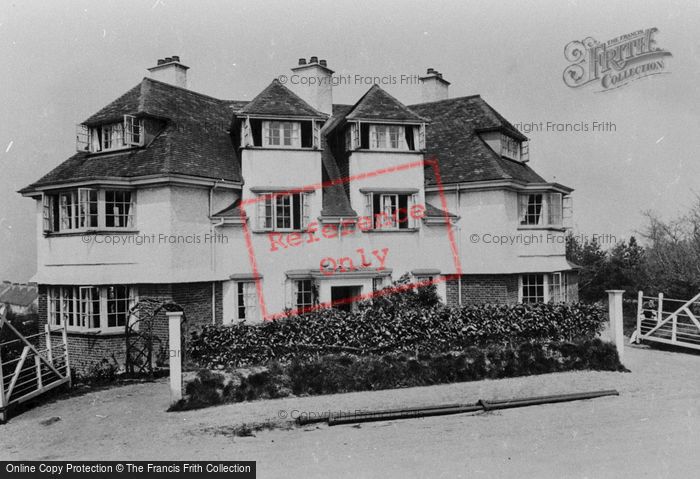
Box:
[501,134,520,160]
[235,281,258,322]
[43,189,135,233]
[520,274,545,304]
[242,119,319,149]
[349,123,423,151]
[105,190,134,228]
[518,192,568,228]
[365,192,419,230]
[548,272,568,303]
[76,115,144,153]
[256,192,309,231]
[372,277,386,292]
[48,285,136,333]
[519,273,568,304]
[294,279,316,311]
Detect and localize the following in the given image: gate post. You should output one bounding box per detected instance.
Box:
[606,290,625,363]
[167,311,184,403]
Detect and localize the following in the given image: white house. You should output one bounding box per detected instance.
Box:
[20,56,576,372]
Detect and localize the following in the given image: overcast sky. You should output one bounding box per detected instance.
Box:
[1,0,699,281]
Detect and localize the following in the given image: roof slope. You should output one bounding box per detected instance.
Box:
[22,78,242,191]
[237,79,326,117]
[410,96,545,185]
[346,85,427,122]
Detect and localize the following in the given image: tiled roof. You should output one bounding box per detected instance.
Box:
[425,202,458,218]
[21,78,242,191]
[0,282,38,307]
[345,85,427,122]
[237,79,326,118]
[410,96,546,185]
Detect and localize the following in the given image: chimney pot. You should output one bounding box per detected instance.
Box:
[309,56,318,64]
[427,68,435,74]
[171,55,180,62]
[299,58,307,65]
[319,59,327,67]
[157,59,166,65]
[164,57,172,63]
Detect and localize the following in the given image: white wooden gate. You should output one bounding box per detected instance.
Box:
[0,305,71,422]
[632,291,700,351]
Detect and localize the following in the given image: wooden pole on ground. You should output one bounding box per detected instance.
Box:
[606,290,625,363]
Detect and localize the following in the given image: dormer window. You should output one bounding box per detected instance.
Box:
[76,115,144,153]
[241,118,321,149]
[345,123,425,152]
[264,121,300,148]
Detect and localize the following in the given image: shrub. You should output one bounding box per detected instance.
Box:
[172,339,624,410]
[188,301,606,369]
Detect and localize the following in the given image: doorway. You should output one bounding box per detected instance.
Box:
[331,286,363,312]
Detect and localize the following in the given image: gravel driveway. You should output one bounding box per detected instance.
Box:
[2,343,699,478]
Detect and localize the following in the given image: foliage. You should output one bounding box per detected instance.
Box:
[171,339,624,410]
[567,234,647,302]
[187,299,606,369]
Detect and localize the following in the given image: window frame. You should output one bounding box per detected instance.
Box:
[365,192,419,230]
[256,192,308,232]
[263,120,301,148]
[42,188,136,234]
[80,115,144,153]
[294,279,316,312]
[235,281,259,322]
[48,285,137,333]
[518,192,565,228]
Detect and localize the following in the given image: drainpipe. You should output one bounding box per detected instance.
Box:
[457,189,463,306]
[212,282,216,325]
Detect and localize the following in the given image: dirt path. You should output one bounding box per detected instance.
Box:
[2,344,700,478]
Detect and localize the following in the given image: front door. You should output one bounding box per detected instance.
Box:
[331,286,363,312]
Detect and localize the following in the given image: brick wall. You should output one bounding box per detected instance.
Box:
[445,274,520,306]
[36,281,223,376]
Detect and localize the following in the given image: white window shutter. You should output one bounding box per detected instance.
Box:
[262,121,270,147]
[123,115,142,146]
[365,193,372,218]
[518,194,528,224]
[562,195,573,229]
[42,193,53,233]
[302,193,310,227]
[419,124,426,150]
[76,124,89,152]
[256,195,266,230]
[370,125,378,149]
[313,121,321,149]
[548,192,563,226]
[352,123,360,150]
[410,194,419,228]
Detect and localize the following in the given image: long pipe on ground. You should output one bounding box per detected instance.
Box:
[325,389,619,426]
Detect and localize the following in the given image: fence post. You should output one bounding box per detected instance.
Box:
[635,291,643,343]
[606,290,625,363]
[167,311,184,403]
[61,325,71,388]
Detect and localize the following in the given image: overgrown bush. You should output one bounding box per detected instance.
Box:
[187,301,606,369]
[171,339,624,411]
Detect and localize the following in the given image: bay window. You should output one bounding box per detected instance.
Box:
[43,189,135,233]
[518,192,570,228]
[519,273,568,304]
[48,285,136,333]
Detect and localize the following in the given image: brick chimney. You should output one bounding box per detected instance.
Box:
[148,56,189,88]
[289,56,333,115]
[419,68,450,102]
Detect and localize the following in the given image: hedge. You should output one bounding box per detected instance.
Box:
[187,301,606,369]
[171,339,624,411]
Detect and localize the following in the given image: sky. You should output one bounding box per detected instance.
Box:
[1,0,699,281]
